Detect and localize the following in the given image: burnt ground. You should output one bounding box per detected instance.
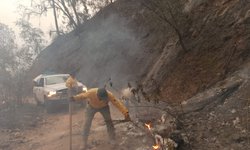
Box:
[180,79,250,150]
[0,104,44,130]
[0,104,44,150]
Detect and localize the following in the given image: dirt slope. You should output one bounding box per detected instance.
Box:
[142,0,250,103]
[178,62,250,150]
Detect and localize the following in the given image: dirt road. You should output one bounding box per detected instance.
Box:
[5,105,132,150]
[0,102,156,150]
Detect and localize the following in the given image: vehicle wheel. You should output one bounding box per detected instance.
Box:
[44,97,54,113]
[34,94,42,106]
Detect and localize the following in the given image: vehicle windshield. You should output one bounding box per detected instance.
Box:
[45,75,69,85]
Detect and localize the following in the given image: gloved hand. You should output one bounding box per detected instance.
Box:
[69,96,75,102]
[124,112,131,121]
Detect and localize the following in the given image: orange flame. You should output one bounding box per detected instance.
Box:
[145,123,151,130]
[152,144,160,150]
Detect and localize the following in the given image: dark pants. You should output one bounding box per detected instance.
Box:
[82,104,115,143]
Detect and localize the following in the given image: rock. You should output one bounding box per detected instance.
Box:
[243,10,250,23]
[136,146,151,150]
[231,133,247,143]
[0,143,10,149]
[241,129,246,134]
[14,132,21,137]
[233,117,240,126]
[221,121,230,126]
[18,139,25,143]
[119,136,127,146]
[181,133,189,144]
[29,122,37,127]
[91,140,101,146]
[142,137,147,144]
[127,131,145,137]
[231,109,236,114]
[93,125,106,131]
[14,128,21,132]
[127,123,135,130]
[211,137,217,142]
[153,125,173,137]
[237,9,250,24]
[29,144,33,149]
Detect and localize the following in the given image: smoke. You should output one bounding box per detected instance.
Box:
[74,14,144,91]
[31,12,152,99]
[121,87,132,98]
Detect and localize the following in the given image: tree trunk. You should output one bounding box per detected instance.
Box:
[61,0,78,29]
[142,0,188,53]
[81,0,89,22]
[51,0,60,36]
[71,0,81,26]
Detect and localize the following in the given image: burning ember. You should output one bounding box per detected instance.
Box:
[152,144,160,150]
[145,123,152,130]
[144,121,177,150]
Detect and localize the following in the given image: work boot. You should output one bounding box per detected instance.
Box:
[79,145,86,150]
[109,139,116,145]
[80,143,88,150]
[80,137,88,150]
[108,139,117,149]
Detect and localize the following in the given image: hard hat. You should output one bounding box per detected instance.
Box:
[97,88,108,101]
[69,70,77,77]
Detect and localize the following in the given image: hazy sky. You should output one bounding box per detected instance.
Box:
[0,0,54,41]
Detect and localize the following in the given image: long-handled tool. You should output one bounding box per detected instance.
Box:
[112,119,130,125]
[68,89,73,150]
[66,72,79,150]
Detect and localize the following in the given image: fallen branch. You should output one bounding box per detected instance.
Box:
[179,76,243,114]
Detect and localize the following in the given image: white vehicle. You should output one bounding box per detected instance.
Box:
[33,73,87,113]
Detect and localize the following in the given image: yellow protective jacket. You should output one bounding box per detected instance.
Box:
[73,88,129,117]
[65,76,78,88]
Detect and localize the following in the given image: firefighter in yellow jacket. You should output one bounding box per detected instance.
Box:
[66,71,78,91]
[70,87,131,149]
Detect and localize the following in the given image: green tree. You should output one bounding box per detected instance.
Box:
[0,21,46,106]
[16,19,46,69]
[0,23,16,70]
[0,23,16,103]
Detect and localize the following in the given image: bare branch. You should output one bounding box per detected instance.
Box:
[141,0,188,52]
[60,0,78,28]
[70,0,81,26]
